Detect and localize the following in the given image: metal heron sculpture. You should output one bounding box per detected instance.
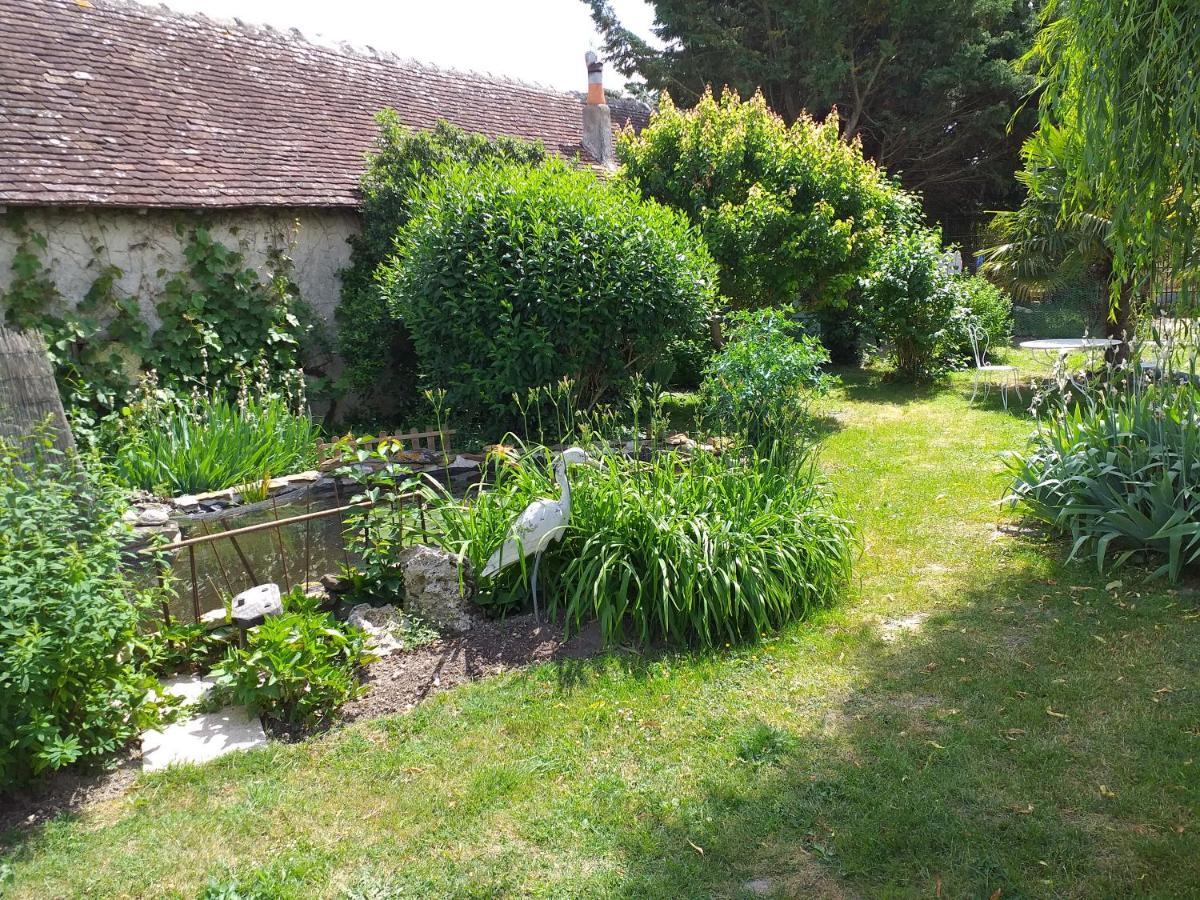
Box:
[480,447,598,621]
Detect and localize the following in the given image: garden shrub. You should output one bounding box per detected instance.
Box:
[431,440,855,648]
[948,274,1014,360]
[860,227,959,381]
[1007,372,1200,581]
[209,591,374,729]
[617,88,913,311]
[0,434,167,788]
[338,115,546,417]
[701,309,833,449]
[381,158,718,425]
[100,366,320,496]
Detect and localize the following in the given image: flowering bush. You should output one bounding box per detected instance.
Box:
[618,89,914,311]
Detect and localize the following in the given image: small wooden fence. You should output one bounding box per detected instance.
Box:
[142,487,427,626]
[316,428,456,466]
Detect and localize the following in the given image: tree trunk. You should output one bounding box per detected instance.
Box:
[0,327,75,459]
[1105,279,1136,366]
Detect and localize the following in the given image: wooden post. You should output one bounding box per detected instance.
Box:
[0,327,75,457]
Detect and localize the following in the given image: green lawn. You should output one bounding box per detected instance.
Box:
[3,363,1198,898]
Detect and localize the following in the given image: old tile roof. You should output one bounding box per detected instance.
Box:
[0,0,649,209]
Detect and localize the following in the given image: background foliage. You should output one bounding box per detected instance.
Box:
[382,158,718,425]
[337,115,546,419]
[588,0,1038,241]
[859,227,959,381]
[617,89,912,311]
[1028,0,1200,299]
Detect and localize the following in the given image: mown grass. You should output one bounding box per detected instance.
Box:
[3,362,1198,898]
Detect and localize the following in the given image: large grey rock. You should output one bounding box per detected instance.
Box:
[230,583,282,628]
[135,503,171,527]
[398,545,476,632]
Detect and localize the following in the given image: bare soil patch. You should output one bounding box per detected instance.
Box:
[341,613,604,721]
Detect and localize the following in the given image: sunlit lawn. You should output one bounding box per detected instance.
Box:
[3,357,1197,898]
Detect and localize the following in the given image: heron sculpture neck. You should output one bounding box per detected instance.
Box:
[554,456,572,517]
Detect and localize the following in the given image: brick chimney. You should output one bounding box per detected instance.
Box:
[581,50,614,167]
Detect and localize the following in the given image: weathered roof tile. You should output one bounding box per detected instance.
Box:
[0,0,648,208]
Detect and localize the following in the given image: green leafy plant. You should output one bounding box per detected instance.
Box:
[338,115,547,417]
[1007,367,1200,581]
[334,442,428,602]
[209,592,374,728]
[0,432,170,787]
[947,274,1014,361]
[431,438,854,648]
[101,366,319,495]
[616,88,914,311]
[701,309,833,450]
[860,227,959,381]
[381,157,718,425]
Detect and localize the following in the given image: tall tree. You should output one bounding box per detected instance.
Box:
[979,124,1137,361]
[1026,0,1200,300]
[586,0,1039,239]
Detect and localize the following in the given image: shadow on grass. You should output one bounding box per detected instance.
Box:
[836,368,952,407]
[609,550,1200,898]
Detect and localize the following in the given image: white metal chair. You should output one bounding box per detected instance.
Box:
[967,321,1021,409]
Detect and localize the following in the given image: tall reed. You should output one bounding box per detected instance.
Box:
[103,368,320,496]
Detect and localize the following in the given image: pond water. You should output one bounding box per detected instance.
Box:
[150,471,470,624]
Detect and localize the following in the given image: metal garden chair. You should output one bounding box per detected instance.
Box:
[968,321,1021,409]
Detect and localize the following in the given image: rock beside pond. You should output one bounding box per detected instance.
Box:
[347,603,409,655]
[135,503,172,527]
[320,572,351,595]
[398,545,476,633]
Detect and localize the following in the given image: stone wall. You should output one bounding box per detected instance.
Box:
[0,206,360,328]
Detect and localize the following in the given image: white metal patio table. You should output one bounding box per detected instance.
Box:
[1019,337,1122,364]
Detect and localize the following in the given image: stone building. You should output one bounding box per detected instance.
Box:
[0,0,646,329]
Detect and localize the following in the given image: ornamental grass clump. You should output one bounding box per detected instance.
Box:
[102,365,320,496]
[1007,363,1200,581]
[433,438,855,649]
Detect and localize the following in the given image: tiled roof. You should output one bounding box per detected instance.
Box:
[0,0,649,209]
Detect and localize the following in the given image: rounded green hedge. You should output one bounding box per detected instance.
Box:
[380,158,718,424]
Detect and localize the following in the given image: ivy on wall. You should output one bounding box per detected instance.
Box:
[0,214,314,428]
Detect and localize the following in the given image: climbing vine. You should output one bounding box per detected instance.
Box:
[151,225,308,386]
[1,215,149,425]
[0,215,313,427]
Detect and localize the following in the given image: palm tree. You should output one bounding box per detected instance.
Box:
[979,124,1140,363]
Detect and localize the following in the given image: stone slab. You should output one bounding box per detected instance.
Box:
[160,674,216,705]
[142,706,266,771]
